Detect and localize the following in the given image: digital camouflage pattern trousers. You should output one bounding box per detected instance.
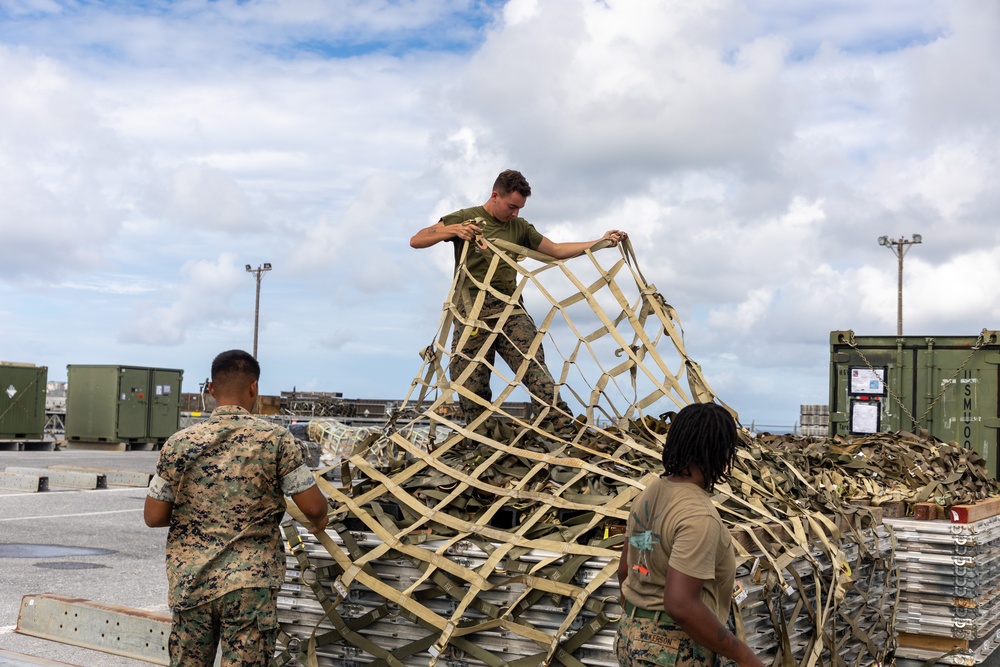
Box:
[169,587,279,667]
[615,612,716,667]
[450,295,570,421]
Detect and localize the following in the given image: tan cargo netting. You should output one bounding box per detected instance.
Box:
[277,238,995,667]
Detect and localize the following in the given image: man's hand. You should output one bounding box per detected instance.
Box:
[449,221,481,241]
[410,220,481,248]
[308,512,329,535]
[602,229,627,247]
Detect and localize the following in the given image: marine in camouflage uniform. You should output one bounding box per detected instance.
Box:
[145,350,328,667]
[409,170,626,422]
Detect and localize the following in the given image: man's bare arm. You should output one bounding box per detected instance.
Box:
[662,567,764,667]
[536,229,627,259]
[291,485,329,534]
[144,496,173,528]
[410,221,480,249]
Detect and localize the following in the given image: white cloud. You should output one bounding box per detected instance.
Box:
[117,254,246,346]
[454,0,790,190]
[2,0,1000,431]
[878,139,993,224]
[909,249,1000,326]
[0,46,132,275]
[905,1,1000,135]
[707,287,776,332]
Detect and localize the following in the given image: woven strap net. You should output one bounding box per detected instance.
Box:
[277,237,922,667]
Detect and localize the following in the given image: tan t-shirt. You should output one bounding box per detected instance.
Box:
[620,476,735,623]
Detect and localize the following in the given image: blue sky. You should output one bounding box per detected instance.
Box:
[2,0,999,431]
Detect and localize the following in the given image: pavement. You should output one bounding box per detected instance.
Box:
[0,447,168,666]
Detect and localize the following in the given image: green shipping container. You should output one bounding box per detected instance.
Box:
[66,365,184,444]
[829,330,1000,478]
[148,368,184,444]
[0,362,48,440]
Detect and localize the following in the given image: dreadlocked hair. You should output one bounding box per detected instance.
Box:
[661,402,737,492]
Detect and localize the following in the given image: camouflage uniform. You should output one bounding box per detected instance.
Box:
[615,612,715,667]
[442,206,570,421]
[147,404,317,667]
[450,291,570,420]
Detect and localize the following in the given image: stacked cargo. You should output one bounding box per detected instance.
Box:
[886,515,1000,666]
[277,526,622,666]
[273,423,904,667]
[730,524,895,667]
[798,405,829,437]
[276,525,895,667]
[274,498,896,667]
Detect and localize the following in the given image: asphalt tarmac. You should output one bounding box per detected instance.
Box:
[0,447,168,666]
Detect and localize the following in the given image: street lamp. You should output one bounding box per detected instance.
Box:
[245,262,272,358]
[877,235,922,336]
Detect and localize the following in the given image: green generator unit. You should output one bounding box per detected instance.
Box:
[65,365,184,445]
[0,362,48,440]
[829,330,1000,477]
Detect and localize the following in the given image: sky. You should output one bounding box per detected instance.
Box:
[1,0,998,432]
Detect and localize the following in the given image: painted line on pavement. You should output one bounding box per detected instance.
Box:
[0,508,144,522]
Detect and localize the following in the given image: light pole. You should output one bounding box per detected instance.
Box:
[877,235,921,336]
[245,262,272,359]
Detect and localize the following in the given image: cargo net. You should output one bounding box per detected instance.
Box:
[276,238,991,667]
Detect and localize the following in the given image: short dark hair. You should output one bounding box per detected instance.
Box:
[493,170,531,198]
[211,349,260,394]
[662,402,738,492]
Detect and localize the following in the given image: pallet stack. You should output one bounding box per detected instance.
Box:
[725,518,895,667]
[887,499,1000,667]
[277,526,621,666]
[798,405,829,438]
[275,495,896,667]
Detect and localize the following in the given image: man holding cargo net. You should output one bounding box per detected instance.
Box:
[410,169,626,424]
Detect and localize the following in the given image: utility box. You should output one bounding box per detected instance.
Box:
[829,331,1000,477]
[66,365,184,445]
[0,362,48,440]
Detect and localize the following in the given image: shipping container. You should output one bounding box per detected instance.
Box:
[66,365,184,445]
[147,368,184,444]
[0,362,48,440]
[829,330,1000,477]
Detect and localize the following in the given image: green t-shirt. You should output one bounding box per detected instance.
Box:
[441,206,544,296]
